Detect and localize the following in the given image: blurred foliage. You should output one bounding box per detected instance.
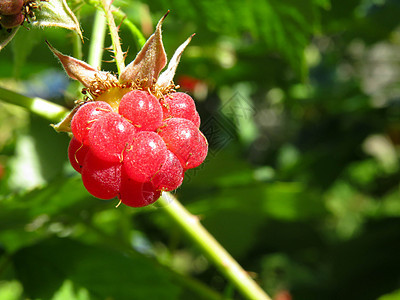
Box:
[0,0,400,299]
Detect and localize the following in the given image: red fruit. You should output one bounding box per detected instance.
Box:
[0,13,24,28]
[68,137,89,173]
[119,90,163,131]
[161,92,199,127]
[0,0,23,16]
[81,150,121,200]
[158,118,208,169]
[152,150,184,191]
[123,131,167,182]
[88,112,136,163]
[119,172,161,207]
[71,101,112,145]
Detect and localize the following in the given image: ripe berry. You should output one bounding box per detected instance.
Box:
[123,131,167,182]
[68,137,89,173]
[152,150,184,191]
[119,90,163,131]
[119,172,161,207]
[88,112,136,163]
[158,118,208,169]
[0,13,24,28]
[71,101,112,145]
[161,92,200,127]
[0,0,23,16]
[81,150,122,200]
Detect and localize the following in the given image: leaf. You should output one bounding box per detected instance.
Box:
[119,13,168,87]
[12,237,181,300]
[47,41,116,89]
[11,27,42,78]
[150,0,324,77]
[0,26,19,51]
[157,34,194,88]
[32,0,83,40]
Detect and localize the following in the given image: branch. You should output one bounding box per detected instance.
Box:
[100,0,125,74]
[159,192,272,300]
[0,86,68,122]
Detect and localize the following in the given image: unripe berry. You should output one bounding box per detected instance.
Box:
[0,13,24,28]
[0,0,24,16]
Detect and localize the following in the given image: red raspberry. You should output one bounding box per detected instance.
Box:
[161,92,200,127]
[119,171,161,207]
[123,131,168,182]
[81,151,122,200]
[67,89,206,205]
[71,101,112,145]
[68,137,89,173]
[119,90,163,131]
[158,118,208,170]
[151,150,184,191]
[88,112,136,163]
[0,0,23,15]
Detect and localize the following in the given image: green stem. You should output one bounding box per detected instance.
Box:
[100,0,125,74]
[159,192,272,300]
[88,9,107,69]
[72,31,83,61]
[0,86,68,122]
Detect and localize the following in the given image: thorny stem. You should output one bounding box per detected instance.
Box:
[159,193,272,300]
[100,0,125,74]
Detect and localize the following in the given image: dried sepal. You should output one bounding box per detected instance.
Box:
[157,34,194,88]
[51,104,81,132]
[46,41,118,89]
[119,12,168,88]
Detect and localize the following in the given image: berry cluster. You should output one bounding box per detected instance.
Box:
[68,90,208,207]
[0,0,24,29]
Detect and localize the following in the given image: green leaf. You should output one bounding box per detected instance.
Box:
[150,0,325,76]
[12,237,181,300]
[11,27,42,78]
[32,0,83,40]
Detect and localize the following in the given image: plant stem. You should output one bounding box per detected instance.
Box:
[100,0,125,74]
[159,192,272,300]
[0,86,68,122]
[88,9,107,69]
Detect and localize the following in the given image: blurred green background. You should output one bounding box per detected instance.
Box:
[1,0,400,299]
